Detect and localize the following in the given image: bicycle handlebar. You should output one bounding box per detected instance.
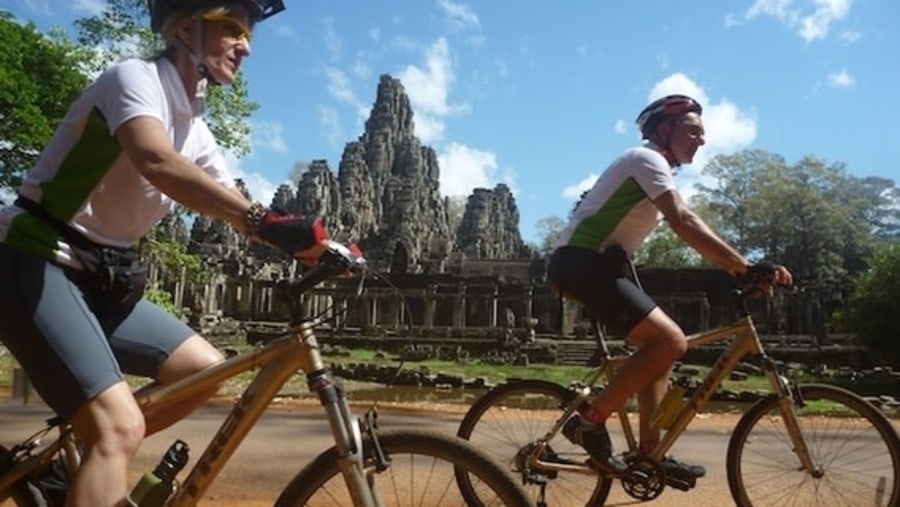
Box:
[276,240,367,320]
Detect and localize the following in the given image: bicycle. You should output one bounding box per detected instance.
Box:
[456,286,900,506]
[0,241,532,506]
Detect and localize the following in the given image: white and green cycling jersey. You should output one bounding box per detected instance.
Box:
[0,57,236,269]
[556,144,675,256]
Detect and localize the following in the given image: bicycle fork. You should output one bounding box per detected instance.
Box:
[308,370,385,507]
[760,357,820,477]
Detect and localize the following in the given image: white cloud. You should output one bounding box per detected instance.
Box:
[827,69,856,88]
[318,106,345,150]
[321,17,342,61]
[324,66,369,120]
[799,0,852,42]
[739,0,854,43]
[839,30,861,44]
[250,120,287,153]
[222,151,279,205]
[562,174,598,201]
[72,0,105,15]
[399,38,457,116]
[437,0,480,30]
[437,142,497,197]
[398,38,471,143]
[560,73,758,205]
[412,112,446,145]
[614,119,628,134]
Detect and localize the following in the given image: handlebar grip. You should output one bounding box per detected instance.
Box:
[277,241,366,297]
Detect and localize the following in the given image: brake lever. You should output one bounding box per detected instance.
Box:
[323,240,366,272]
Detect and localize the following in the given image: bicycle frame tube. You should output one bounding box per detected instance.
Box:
[0,434,65,499]
[649,318,761,459]
[126,318,376,506]
[640,316,815,473]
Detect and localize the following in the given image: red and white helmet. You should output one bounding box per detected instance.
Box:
[635,94,702,140]
[148,0,285,33]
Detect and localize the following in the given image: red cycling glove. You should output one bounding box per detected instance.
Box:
[247,204,328,256]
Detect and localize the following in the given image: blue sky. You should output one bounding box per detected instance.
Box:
[6,0,899,244]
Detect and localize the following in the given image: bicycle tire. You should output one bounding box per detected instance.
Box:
[274,429,532,506]
[456,379,613,507]
[726,383,900,506]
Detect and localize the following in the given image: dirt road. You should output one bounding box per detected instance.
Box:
[0,397,750,506]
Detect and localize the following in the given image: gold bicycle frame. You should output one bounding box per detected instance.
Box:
[528,314,817,478]
[0,264,382,506]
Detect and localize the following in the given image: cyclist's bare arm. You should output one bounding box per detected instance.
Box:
[653,189,749,276]
[114,115,252,234]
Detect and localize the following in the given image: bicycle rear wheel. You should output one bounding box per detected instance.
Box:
[727,383,900,506]
[456,380,612,507]
[274,429,531,506]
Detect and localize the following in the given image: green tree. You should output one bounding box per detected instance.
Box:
[534,215,565,256]
[633,224,701,268]
[693,149,787,253]
[695,149,895,285]
[837,243,900,364]
[0,12,89,189]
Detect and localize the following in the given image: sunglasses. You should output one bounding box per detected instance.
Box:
[202,12,253,42]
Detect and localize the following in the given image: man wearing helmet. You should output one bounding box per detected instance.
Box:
[0,1,324,505]
[547,94,793,488]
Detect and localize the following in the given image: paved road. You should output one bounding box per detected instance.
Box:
[0,399,742,506]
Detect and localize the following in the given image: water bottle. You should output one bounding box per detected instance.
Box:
[650,384,686,430]
[127,439,189,507]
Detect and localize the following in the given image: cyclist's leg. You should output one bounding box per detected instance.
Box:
[626,310,685,452]
[637,375,669,452]
[0,245,144,505]
[109,300,224,435]
[591,307,686,426]
[548,246,683,422]
[69,382,145,507]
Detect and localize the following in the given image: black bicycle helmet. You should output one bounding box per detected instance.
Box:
[635,94,702,140]
[148,0,285,33]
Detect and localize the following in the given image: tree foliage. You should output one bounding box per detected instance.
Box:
[634,224,702,268]
[693,149,898,286]
[0,12,89,189]
[836,243,900,364]
[534,215,565,256]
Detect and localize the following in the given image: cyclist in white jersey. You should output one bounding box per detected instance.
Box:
[0,1,328,505]
[548,94,793,487]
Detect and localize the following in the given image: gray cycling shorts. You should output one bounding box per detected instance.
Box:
[0,244,195,419]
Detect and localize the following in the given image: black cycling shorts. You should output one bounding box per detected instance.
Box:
[548,245,656,333]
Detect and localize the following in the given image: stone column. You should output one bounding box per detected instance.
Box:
[525,285,534,320]
[424,285,436,329]
[384,294,400,329]
[452,282,466,328]
[490,284,499,327]
[369,297,379,329]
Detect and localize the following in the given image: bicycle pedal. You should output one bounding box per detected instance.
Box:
[664,474,695,491]
[524,472,549,485]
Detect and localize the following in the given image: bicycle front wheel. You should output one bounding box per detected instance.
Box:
[456,380,612,507]
[727,383,900,506]
[274,429,532,506]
